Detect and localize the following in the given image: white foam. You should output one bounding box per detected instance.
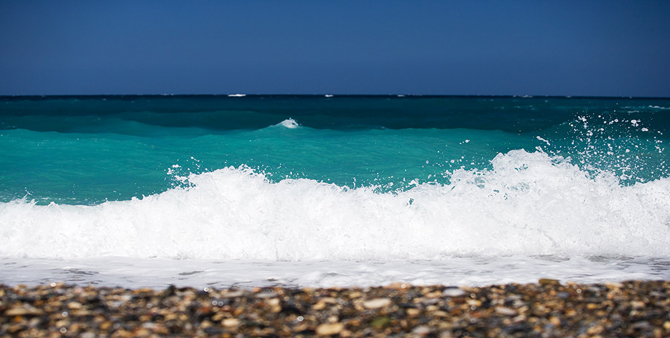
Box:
[279,118,300,129]
[1,150,669,261]
[2,256,667,289]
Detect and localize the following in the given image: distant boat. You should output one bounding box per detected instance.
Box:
[228,94,246,97]
[325,94,333,98]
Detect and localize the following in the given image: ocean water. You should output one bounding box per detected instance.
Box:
[1,95,669,289]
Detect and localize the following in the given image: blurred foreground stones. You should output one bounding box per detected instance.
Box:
[1,280,669,337]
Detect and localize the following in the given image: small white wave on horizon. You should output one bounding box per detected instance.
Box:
[278,118,300,129]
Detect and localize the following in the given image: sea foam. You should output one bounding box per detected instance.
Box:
[1,150,669,260]
[279,118,300,129]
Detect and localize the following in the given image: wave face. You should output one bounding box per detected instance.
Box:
[1,95,669,261]
[2,150,670,260]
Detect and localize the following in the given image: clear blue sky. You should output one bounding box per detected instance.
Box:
[1,1,669,97]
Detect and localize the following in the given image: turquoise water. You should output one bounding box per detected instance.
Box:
[1,95,670,258]
[2,95,670,286]
[2,95,668,205]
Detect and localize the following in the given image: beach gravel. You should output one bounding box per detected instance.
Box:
[1,280,669,337]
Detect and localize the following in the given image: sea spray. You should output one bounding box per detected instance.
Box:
[2,150,669,260]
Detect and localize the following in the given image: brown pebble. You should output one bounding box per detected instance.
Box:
[5,306,44,316]
[348,291,362,299]
[363,298,391,309]
[495,307,518,316]
[99,321,113,330]
[539,278,560,286]
[221,318,239,327]
[316,322,344,335]
[313,300,327,310]
[221,290,245,298]
[406,308,421,316]
[385,282,410,289]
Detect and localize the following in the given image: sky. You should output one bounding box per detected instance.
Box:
[1,1,669,97]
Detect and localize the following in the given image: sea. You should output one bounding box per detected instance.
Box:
[1,95,669,289]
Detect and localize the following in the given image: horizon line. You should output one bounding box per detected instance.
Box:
[1,93,670,100]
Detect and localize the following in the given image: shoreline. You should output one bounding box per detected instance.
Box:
[1,280,669,337]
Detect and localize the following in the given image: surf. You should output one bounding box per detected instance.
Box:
[1,149,668,260]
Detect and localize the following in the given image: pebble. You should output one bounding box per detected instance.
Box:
[221,318,239,327]
[4,306,44,316]
[442,287,466,297]
[538,278,561,286]
[0,280,668,337]
[316,322,344,335]
[362,298,391,309]
[495,306,518,316]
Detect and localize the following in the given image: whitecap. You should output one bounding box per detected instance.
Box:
[2,150,669,261]
[279,118,300,129]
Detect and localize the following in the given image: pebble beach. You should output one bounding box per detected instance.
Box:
[1,280,669,337]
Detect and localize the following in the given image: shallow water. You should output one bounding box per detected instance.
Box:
[2,256,668,289]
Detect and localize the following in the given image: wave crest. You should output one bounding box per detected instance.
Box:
[1,150,669,260]
[278,118,300,129]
